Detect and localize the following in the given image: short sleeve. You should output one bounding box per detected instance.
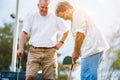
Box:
[72,10,87,35]
[56,17,68,33]
[22,14,33,36]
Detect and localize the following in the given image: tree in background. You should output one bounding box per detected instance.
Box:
[98,23,120,80]
[0,22,28,71]
[0,23,13,70]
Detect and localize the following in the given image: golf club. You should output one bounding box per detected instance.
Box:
[17,57,21,80]
[67,63,74,80]
[63,56,76,80]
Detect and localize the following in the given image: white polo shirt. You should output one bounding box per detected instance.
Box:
[72,10,109,58]
[22,12,68,47]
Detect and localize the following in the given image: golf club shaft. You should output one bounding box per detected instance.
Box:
[67,64,74,80]
[17,58,21,80]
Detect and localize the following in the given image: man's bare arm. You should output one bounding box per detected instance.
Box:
[72,32,85,61]
[17,31,27,58]
[55,30,69,49]
[74,32,85,54]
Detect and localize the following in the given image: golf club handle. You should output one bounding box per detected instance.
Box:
[17,57,21,69]
[71,59,76,70]
[70,64,73,70]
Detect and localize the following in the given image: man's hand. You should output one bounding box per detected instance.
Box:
[54,31,69,50]
[17,49,24,59]
[72,51,80,64]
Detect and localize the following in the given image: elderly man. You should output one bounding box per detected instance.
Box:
[55,1,108,80]
[17,0,69,80]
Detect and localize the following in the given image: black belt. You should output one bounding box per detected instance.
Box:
[31,45,55,49]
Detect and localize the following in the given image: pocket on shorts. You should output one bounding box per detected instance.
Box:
[29,46,34,52]
[29,46,39,53]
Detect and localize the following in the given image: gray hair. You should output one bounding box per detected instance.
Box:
[39,0,50,3]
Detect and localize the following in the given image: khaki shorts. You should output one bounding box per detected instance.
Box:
[26,46,58,79]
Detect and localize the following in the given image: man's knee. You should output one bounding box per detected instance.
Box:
[42,79,53,80]
[26,75,36,80]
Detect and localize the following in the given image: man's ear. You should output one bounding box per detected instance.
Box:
[37,3,39,8]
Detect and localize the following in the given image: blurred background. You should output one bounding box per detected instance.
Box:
[0,0,120,80]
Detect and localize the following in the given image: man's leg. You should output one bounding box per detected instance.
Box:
[41,48,57,80]
[81,52,103,80]
[26,47,42,80]
[26,75,36,80]
[42,79,53,80]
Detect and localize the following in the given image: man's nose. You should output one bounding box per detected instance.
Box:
[43,8,48,11]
